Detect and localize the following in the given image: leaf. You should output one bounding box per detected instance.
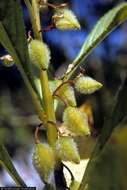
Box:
[63,3,127,81]
[0,0,43,105]
[0,144,27,187]
[79,121,127,190]
[79,77,127,190]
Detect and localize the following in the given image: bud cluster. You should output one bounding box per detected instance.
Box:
[54,73,102,135]
[30,2,103,185]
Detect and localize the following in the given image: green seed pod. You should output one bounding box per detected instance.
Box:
[57,84,77,107]
[53,8,81,30]
[75,75,103,94]
[28,39,50,70]
[63,107,90,136]
[70,180,80,190]
[32,143,55,183]
[55,136,80,164]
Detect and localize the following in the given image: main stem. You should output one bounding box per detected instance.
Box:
[31,0,57,145]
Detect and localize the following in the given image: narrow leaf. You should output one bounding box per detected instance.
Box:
[63,3,127,81]
[79,77,127,189]
[0,144,27,187]
[79,120,127,190]
[0,0,43,105]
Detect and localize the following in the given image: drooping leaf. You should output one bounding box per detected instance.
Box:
[63,3,127,81]
[0,144,26,187]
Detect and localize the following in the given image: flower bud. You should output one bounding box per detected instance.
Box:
[57,84,77,107]
[55,136,80,164]
[53,8,81,30]
[28,40,50,70]
[63,107,90,136]
[75,75,103,94]
[32,143,55,183]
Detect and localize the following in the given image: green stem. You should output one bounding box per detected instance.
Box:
[0,22,45,123]
[40,71,57,145]
[24,0,42,40]
[30,0,57,145]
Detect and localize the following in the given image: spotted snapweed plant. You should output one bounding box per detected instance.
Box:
[0,0,127,189]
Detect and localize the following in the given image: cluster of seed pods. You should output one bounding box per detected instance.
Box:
[28,1,103,184]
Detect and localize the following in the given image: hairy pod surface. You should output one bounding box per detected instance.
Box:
[55,136,80,164]
[28,39,50,70]
[32,143,55,183]
[75,75,103,94]
[63,106,90,136]
[56,83,77,106]
[53,8,81,30]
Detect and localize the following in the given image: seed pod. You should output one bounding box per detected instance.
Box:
[63,106,90,136]
[53,8,81,30]
[28,40,50,70]
[32,143,55,183]
[75,75,103,94]
[55,136,80,164]
[56,84,77,107]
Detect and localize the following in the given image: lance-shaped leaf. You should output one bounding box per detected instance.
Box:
[63,3,127,81]
[79,120,127,190]
[79,77,127,190]
[0,144,26,186]
[0,0,43,108]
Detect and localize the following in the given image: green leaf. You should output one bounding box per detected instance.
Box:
[0,0,43,106]
[79,121,127,190]
[79,77,127,190]
[63,3,127,81]
[0,144,26,186]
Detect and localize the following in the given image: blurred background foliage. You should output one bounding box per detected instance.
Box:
[0,0,127,187]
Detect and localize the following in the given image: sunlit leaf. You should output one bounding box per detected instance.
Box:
[63,3,127,81]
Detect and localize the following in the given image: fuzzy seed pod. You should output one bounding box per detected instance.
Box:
[53,8,81,30]
[75,75,103,94]
[28,40,50,70]
[55,136,80,164]
[57,84,77,107]
[32,143,55,183]
[63,107,90,136]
